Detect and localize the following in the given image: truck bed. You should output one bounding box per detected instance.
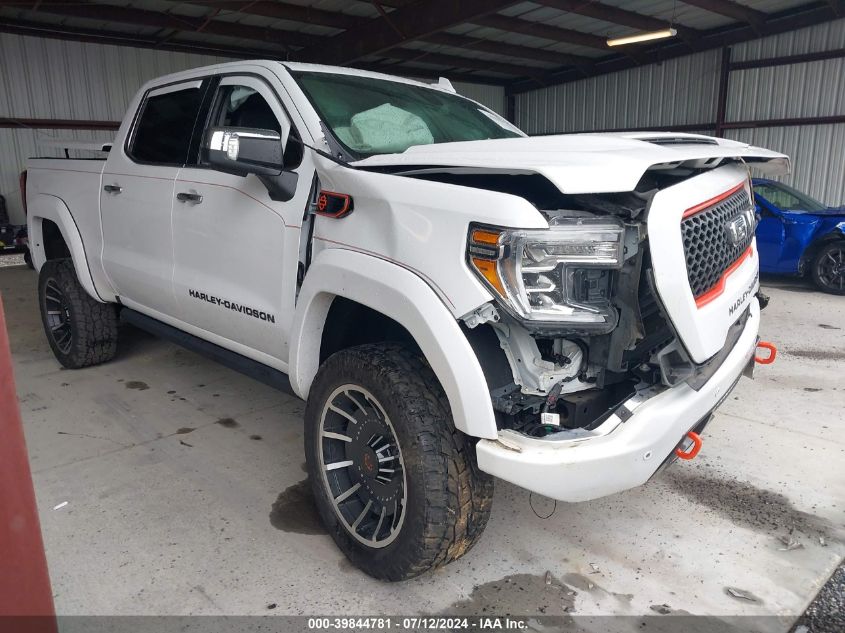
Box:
[26,158,107,281]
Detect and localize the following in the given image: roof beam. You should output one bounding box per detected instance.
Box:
[356,0,620,49]
[195,0,598,68]
[679,0,767,32]
[0,0,313,48]
[378,47,548,80]
[179,0,358,31]
[532,0,703,50]
[471,13,609,50]
[0,16,289,60]
[508,2,841,94]
[535,0,676,31]
[292,0,520,65]
[0,0,590,81]
[424,32,593,69]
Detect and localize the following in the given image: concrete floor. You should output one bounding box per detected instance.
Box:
[1,261,843,626]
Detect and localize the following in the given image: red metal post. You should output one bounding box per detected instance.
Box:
[0,296,57,633]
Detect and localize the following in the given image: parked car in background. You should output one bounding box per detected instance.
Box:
[753,178,845,294]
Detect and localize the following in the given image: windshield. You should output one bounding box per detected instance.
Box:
[753,181,826,212]
[293,71,523,159]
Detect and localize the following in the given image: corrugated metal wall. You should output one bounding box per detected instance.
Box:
[0,33,504,224]
[722,19,845,206]
[0,33,228,224]
[516,49,720,134]
[452,82,507,117]
[515,18,845,206]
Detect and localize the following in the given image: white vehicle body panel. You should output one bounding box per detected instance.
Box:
[312,156,548,319]
[352,133,789,194]
[648,163,760,362]
[171,72,310,360]
[477,299,761,502]
[290,248,498,439]
[25,161,117,302]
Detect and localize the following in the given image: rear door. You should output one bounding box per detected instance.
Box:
[101,80,207,317]
[171,74,312,364]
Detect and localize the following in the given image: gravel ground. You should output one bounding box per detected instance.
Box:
[793,561,845,633]
[0,252,25,267]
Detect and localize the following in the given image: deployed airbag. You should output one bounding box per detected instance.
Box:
[344,103,434,154]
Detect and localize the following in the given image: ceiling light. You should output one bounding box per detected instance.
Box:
[607,28,677,47]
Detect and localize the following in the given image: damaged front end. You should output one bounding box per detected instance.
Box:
[461,185,676,438]
[459,163,765,444]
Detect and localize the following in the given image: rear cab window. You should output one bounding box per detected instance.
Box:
[128,81,205,165]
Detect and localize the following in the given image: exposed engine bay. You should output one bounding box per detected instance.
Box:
[380,161,758,439]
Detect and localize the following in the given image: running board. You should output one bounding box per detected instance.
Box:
[120,308,298,398]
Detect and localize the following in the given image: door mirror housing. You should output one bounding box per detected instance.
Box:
[205,127,284,177]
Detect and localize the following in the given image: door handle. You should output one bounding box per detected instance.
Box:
[103,184,122,194]
[176,192,203,204]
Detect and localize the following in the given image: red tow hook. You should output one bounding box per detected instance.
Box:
[675,431,702,460]
[755,341,777,365]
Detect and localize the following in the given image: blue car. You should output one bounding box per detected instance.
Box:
[752,178,845,294]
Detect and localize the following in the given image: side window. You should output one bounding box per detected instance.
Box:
[209,80,302,169]
[215,86,281,133]
[754,185,798,210]
[130,85,203,165]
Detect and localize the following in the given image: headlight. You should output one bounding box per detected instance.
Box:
[467,219,624,331]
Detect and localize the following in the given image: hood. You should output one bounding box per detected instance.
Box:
[352,132,790,194]
[783,207,845,218]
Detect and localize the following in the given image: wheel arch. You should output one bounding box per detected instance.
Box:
[799,225,845,275]
[289,248,498,439]
[27,194,105,302]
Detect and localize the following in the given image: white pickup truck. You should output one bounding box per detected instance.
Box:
[26,60,787,581]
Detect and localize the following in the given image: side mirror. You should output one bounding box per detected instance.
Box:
[204,127,284,177]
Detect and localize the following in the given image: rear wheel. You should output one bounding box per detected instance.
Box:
[38,258,119,368]
[304,343,493,581]
[811,241,845,295]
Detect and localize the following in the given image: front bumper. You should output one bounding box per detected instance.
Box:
[475,298,760,502]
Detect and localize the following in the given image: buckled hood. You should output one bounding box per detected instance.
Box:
[352,132,790,194]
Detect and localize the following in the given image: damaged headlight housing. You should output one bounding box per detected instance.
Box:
[468,219,624,331]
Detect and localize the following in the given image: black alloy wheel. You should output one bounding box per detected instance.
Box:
[318,384,407,547]
[812,242,845,295]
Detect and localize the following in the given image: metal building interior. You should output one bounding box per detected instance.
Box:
[0,0,843,627]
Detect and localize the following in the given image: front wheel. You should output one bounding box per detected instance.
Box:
[38,258,119,368]
[304,343,493,581]
[811,241,845,295]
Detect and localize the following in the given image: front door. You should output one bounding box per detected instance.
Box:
[101,80,207,317]
[172,75,311,366]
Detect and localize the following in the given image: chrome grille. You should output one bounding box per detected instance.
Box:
[681,188,754,299]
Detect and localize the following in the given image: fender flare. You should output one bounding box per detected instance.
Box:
[289,248,498,440]
[27,193,105,302]
[800,223,845,273]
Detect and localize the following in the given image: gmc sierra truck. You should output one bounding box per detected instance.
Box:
[26,61,787,581]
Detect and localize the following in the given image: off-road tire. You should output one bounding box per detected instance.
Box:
[810,241,845,295]
[305,343,494,581]
[38,258,118,368]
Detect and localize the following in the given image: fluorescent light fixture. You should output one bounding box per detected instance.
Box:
[607,28,677,47]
